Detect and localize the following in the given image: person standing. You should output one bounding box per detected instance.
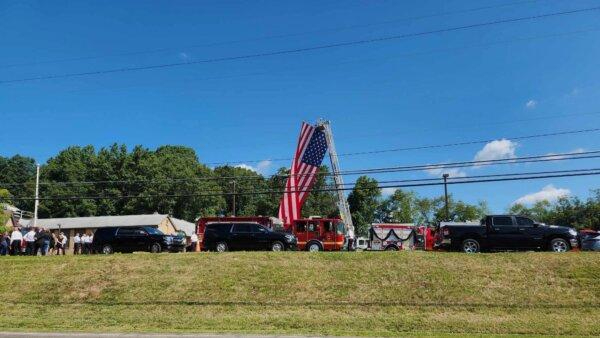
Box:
[24,228,36,256]
[39,228,51,256]
[81,233,88,254]
[86,232,94,254]
[0,232,9,256]
[10,227,23,256]
[56,232,66,255]
[73,233,81,255]
[189,232,198,252]
[50,232,58,255]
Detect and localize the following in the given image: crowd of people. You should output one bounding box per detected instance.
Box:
[0,227,94,256]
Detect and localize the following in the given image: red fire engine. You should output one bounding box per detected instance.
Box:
[290,217,346,251]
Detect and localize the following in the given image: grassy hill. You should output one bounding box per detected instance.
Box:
[1,251,599,337]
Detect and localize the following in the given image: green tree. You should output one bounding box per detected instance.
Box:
[213,165,271,216]
[347,176,380,236]
[376,189,419,223]
[0,155,36,211]
[0,188,12,231]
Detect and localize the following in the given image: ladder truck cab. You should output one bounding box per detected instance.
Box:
[290,217,346,252]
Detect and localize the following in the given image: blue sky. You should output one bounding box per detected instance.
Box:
[1,0,599,212]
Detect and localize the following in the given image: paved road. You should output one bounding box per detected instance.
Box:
[0,334,353,338]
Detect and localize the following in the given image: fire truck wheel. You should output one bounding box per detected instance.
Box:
[216,242,228,252]
[271,241,284,252]
[384,245,399,251]
[307,242,323,252]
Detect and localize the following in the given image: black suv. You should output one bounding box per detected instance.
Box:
[203,222,297,252]
[93,226,186,254]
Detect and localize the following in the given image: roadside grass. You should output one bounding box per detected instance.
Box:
[0,251,599,336]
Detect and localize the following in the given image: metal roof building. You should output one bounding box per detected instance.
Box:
[33,214,196,236]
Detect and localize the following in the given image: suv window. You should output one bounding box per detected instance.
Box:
[117,227,140,236]
[250,224,267,233]
[492,216,513,226]
[206,223,233,235]
[232,224,251,233]
[516,217,534,227]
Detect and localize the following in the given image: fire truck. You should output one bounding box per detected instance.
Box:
[291,217,346,251]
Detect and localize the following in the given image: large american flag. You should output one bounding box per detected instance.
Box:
[278,122,329,226]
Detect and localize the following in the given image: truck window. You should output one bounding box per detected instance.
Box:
[516,217,534,227]
[307,222,319,232]
[295,222,306,232]
[492,216,513,226]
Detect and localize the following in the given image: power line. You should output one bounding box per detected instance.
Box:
[206,127,600,165]
[3,6,598,84]
[1,150,598,188]
[0,0,542,69]
[3,168,599,201]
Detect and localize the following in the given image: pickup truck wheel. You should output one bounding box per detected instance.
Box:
[462,239,480,253]
[549,238,569,252]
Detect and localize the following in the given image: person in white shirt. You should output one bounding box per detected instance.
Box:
[84,233,93,254]
[10,228,23,256]
[23,228,36,256]
[189,233,199,252]
[81,234,89,254]
[73,233,81,255]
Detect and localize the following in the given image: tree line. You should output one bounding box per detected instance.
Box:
[1,144,598,234]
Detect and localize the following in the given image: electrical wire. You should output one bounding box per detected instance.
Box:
[2,6,598,84]
[0,0,542,69]
[3,168,599,201]
[0,149,597,187]
[206,127,600,165]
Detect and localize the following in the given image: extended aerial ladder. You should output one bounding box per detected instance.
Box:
[316,119,355,240]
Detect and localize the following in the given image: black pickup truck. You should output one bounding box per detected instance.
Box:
[436,215,579,253]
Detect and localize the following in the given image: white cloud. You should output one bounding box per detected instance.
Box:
[513,184,570,205]
[525,99,537,109]
[381,187,397,197]
[545,148,585,161]
[178,52,190,61]
[255,160,273,173]
[234,160,273,175]
[474,139,517,163]
[425,167,467,178]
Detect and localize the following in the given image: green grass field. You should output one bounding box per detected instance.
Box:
[1,251,599,337]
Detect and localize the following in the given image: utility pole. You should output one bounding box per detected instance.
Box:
[443,173,450,221]
[33,164,40,228]
[231,180,236,216]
